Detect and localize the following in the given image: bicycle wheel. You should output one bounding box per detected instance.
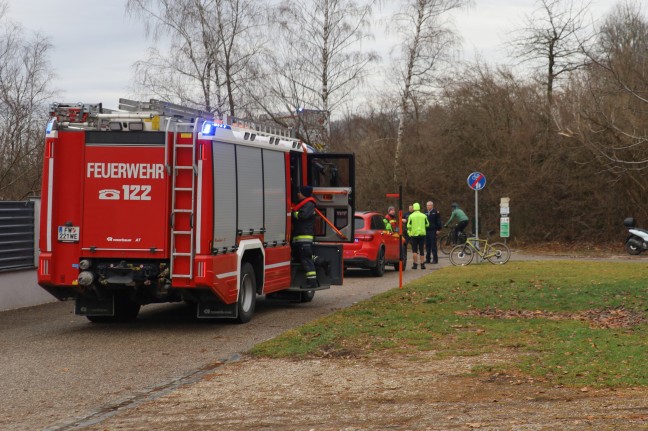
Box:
[449,244,474,266]
[439,234,453,255]
[486,242,511,264]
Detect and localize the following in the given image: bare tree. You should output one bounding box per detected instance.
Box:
[510,0,595,106]
[126,0,266,116]
[391,0,469,184]
[560,1,648,173]
[0,9,55,199]
[262,0,378,148]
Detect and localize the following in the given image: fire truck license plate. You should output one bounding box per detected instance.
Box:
[58,226,80,242]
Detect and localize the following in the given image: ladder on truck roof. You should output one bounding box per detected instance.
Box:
[220,113,295,138]
[168,120,200,282]
[119,98,213,122]
[120,98,295,138]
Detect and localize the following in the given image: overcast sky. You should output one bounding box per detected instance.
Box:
[9,0,621,110]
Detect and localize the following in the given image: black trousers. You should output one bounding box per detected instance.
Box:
[293,242,316,273]
[410,236,425,255]
[425,230,438,262]
[453,220,469,243]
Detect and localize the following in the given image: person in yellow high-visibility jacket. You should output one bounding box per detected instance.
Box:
[383,206,397,232]
[407,202,429,269]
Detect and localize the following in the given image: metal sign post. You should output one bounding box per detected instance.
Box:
[500,197,510,242]
[475,190,479,238]
[467,172,486,261]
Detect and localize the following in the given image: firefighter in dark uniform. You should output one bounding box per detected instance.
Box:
[425,200,442,264]
[292,185,318,288]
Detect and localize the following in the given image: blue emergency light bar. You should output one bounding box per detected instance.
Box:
[46,118,56,133]
[201,121,231,136]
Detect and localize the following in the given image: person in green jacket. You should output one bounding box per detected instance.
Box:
[444,202,469,244]
[407,202,429,269]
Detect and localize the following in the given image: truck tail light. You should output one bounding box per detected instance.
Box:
[40,258,49,276]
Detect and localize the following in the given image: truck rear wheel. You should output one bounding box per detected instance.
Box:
[300,290,315,303]
[236,263,256,323]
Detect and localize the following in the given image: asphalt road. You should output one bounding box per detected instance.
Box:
[0,259,442,431]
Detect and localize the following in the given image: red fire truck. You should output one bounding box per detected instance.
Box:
[38,99,354,323]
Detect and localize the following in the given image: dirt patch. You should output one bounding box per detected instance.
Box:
[458,306,648,329]
[79,350,648,431]
[515,242,625,258]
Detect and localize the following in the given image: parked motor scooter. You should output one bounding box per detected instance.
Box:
[624,217,648,255]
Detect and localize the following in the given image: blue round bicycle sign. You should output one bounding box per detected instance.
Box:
[467,172,486,191]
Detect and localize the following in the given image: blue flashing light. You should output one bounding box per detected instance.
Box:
[201,121,231,136]
[46,118,56,134]
[201,121,216,135]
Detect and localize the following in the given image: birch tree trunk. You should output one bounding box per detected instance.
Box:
[126,0,264,115]
[391,0,469,184]
[263,0,377,148]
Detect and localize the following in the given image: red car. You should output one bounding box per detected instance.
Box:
[342,211,406,276]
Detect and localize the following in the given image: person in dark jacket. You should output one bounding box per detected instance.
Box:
[292,185,317,288]
[425,201,442,264]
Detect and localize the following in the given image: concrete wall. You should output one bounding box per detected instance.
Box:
[0,269,56,311]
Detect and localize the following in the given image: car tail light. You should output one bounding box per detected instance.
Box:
[356,234,374,242]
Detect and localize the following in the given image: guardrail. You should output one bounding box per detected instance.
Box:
[0,199,55,311]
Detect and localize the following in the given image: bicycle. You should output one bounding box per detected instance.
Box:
[449,231,511,266]
[438,227,468,255]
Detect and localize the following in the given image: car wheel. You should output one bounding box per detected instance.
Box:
[393,250,407,271]
[371,247,386,277]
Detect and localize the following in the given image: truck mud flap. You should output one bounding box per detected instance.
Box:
[75,296,115,316]
[313,243,343,285]
[290,243,343,289]
[197,301,237,319]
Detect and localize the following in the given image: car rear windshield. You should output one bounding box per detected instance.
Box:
[354,216,365,230]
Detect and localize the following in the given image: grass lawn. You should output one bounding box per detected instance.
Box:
[251,261,648,388]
